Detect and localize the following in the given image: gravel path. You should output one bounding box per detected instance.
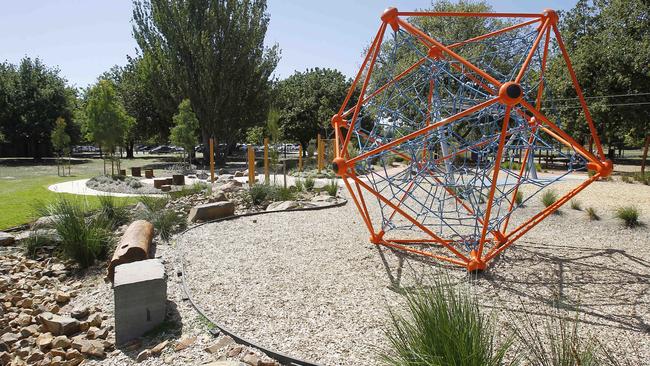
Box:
[179,178,650,365]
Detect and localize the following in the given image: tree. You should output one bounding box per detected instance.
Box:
[170,99,199,165]
[85,80,134,175]
[132,0,279,162]
[546,0,650,160]
[0,57,74,159]
[51,117,71,176]
[275,68,352,152]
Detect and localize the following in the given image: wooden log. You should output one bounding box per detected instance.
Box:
[165,178,173,185]
[144,169,154,178]
[153,179,166,189]
[107,220,154,282]
[119,169,126,176]
[160,185,171,192]
[172,174,185,185]
[131,167,141,177]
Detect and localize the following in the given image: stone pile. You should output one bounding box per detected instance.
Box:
[0,254,113,365]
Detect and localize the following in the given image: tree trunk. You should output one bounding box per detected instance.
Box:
[641,135,650,174]
[126,141,134,159]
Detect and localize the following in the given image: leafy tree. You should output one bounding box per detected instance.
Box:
[51,117,71,176]
[132,0,279,161]
[275,68,352,152]
[0,57,74,159]
[245,126,265,145]
[85,80,134,175]
[170,99,199,165]
[546,0,650,159]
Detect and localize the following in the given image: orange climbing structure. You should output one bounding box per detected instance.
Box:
[331,8,611,271]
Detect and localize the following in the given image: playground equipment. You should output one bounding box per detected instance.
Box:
[332,8,611,271]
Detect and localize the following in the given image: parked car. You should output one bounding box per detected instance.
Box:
[149,145,174,154]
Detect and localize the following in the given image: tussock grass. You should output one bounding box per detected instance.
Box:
[541,189,559,208]
[515,191,524,207]
[323,179,339,197]
[381,276,512,366]
[615,206,641,228]
[586,207,600,221]
[304,176,315,191]
[40,198,114,268]
[570,199,582,211]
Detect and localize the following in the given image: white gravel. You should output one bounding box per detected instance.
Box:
[178,176,650,365]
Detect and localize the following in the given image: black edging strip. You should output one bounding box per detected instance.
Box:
[176,198,348,366]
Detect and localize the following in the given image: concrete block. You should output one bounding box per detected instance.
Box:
[113,259,167,345]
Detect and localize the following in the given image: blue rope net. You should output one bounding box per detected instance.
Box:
[344,18,589,255]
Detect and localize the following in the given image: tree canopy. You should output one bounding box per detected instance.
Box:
[132,0,279,153]
[0,57,77,159]
[170,99,200,163]
[275,68,352,149]
[84,79,134,155]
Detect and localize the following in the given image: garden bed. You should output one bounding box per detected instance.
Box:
[86,175,160,194]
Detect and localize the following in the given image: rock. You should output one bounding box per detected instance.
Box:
[122,338,142,352]
[218,180,243,192]
[187,202,235,222]
[34,215,59,228]
[15,229,61,244]
[54,291,70,304]
[50,355,63,365]
[70,306,89,320]
[16,313,32,326]
[136,349,151,362]
[234,171,244,177]
[72,339,105,358]
[0,232,15,246]
[25,351,44,363]
[173,336,196,352]
[50,348,67,358]
[65,348,83,361]
[150,340,168,355]
[87,326,108,340]
[87,313,102,328]
[51,335,71,349]
[38,312,80,336]
[36,332,53,350]
[20,324,38,337]
[204,336,235,354]
[243,353,260,365]
[0,332,18,345]
[227,346,243,357]
[210,190,228,202]
[266,201,299,211]
[0,352,11,365]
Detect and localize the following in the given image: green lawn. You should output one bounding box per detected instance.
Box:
[0,155,174,230]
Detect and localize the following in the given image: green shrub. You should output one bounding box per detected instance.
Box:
[44,198,114,268]
[248,184,271,205]
[97,195,130,229]
[153,210,187,241]
[381,276,512,366]
[586,207,599,221]
[570,199,582,211]
[515,191,524,206]
[304,176,315,191]
[268,186,295,201]
[294,179,304,192]
[541,189,558,208]
[621,175,633,184]
[323,179,338,197]
[615,206,640,228]
[632,172,650,185]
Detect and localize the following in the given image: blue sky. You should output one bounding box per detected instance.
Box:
[0,0,576,88]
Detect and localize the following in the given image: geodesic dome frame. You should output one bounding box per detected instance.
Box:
[331,8,612,272]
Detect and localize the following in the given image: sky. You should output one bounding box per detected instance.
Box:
[0,0,577,88]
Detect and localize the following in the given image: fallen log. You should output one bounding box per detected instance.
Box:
[107,220,154,282]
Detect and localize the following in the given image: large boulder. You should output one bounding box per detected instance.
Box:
[209,190,227,202]
[187,201,235,222]
[0,232,15,246]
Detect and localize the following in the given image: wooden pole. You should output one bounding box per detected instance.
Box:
[248,145,256,186]
[317,134,322,173]
[264,137,269,184]
[298,145,303,172]
[641,135,650,174]
[209,138,215,183]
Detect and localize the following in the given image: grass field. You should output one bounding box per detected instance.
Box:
[0,155,176,230]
